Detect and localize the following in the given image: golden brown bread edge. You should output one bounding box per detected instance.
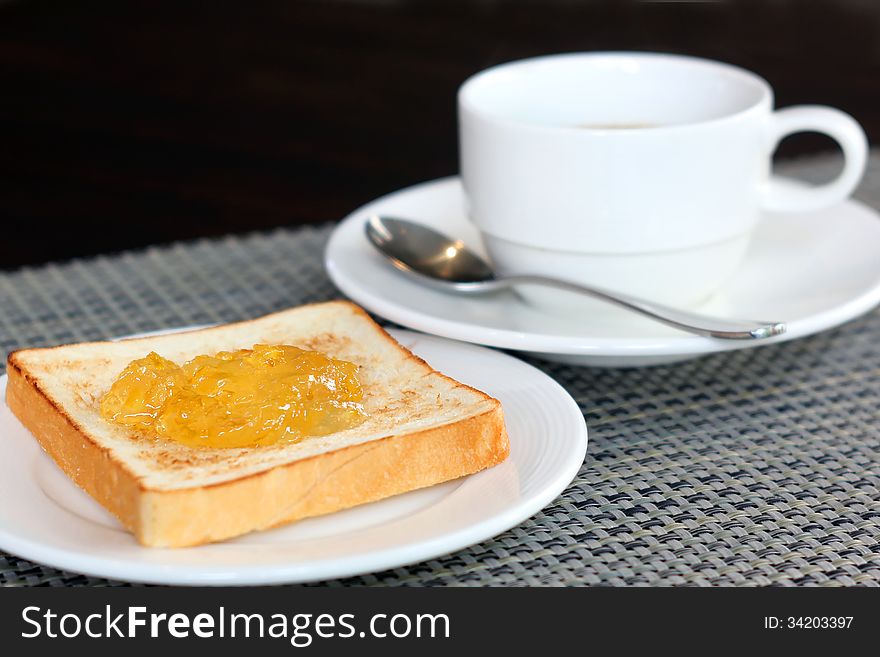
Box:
[4,302,510,547]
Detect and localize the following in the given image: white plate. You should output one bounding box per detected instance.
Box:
[325,176,880,366]
[0,329,587,585]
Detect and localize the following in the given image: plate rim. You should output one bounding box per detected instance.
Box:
[325,175,880,357]
[0,328,587,585]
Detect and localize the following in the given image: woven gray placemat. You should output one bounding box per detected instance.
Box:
[2,152,879,587]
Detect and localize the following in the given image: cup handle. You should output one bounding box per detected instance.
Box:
[761,106,867,212]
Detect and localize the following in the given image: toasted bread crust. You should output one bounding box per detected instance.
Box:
[5,302,510,547]
[139,406,508,547]
[6,359,146,536]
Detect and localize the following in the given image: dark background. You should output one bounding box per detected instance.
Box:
[1,0,878,270]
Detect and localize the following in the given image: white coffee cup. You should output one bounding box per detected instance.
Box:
[458,52,868,310]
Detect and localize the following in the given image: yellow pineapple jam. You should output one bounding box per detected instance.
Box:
[99,345,368,449]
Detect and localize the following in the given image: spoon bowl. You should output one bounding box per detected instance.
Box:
[365,216,495,284]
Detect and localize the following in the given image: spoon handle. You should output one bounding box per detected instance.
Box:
[501,274,786,340]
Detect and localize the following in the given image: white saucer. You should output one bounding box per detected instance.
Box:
[0,329,587,585]
[326,176,880,366]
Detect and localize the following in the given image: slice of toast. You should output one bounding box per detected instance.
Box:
[5,301,509,547]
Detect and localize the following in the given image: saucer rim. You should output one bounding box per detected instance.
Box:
[325,176,880,358]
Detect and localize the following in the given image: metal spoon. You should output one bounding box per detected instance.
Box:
[365,215,786,340]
